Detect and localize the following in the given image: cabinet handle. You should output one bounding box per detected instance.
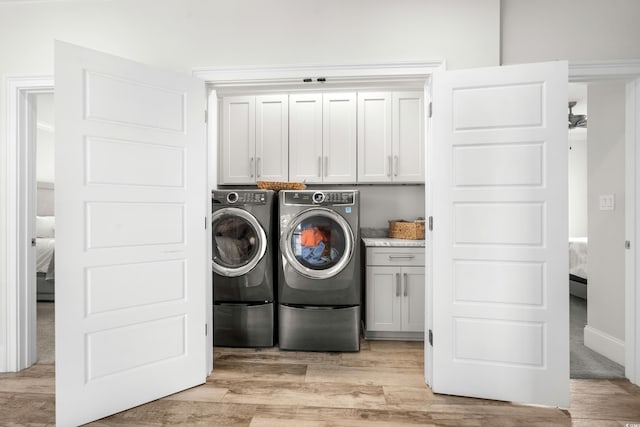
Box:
[250,157,254,178]
[324,156,328,177]
[389,255,415,260]
[396,273,401,297]
[403,273,408,296]
[256,157,261,177]
[318,156,322,177]
[394,155,399,177]
[388,156,392,177]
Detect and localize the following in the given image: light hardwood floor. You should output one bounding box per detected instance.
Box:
[1,340,640,426]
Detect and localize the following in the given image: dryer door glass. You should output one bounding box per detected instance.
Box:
[212,208,267,277]
[283,208,354,279]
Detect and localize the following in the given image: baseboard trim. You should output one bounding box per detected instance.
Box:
[364,330,424,341]
[584,325,626,366]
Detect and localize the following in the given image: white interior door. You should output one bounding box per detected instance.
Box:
[55,41,208,426]
[430,61,569,407]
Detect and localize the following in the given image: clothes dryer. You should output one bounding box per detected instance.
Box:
[278,190,360,351]
[212,189,276,347]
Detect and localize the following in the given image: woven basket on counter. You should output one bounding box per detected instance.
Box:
[256,181,306,191]
[388,219,425,240]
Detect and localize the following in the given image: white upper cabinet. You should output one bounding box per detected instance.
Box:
[289,93,323,183]
[322,93,357,183]
[393,92,424,182]
[220,95,288,184]
[255,95,289,181]
[289,92,357,184]
[358,91,424,183]
[221,96,254,184]
[357,92,392,183]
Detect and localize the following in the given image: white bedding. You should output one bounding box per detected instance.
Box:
[36,237,55,275]
[569,237,588,280]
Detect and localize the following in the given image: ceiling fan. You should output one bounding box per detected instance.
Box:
[568,101,587,129]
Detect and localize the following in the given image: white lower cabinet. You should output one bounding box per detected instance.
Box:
[365,247,425,339]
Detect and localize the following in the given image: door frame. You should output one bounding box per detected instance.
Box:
[3,75,54,371]
[3,60,640,389]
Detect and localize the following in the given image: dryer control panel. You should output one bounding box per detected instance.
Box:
[212,190,267,206]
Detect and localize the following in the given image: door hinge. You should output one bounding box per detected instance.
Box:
[205,323,208,336]
[428,329,433,346]
[428,216,433,231]
[205,110,208,123]
[428,101,432,118]
[626,240,631,250]
[205,216,207,229]
[31,238,36,247]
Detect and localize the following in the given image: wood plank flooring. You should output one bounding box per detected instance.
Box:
[2,340,640,426]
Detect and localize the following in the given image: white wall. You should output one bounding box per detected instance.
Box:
[358,185,425,230]
[501,0,640,65]
[569,128,588,237]
[0,0,500,363]
[586,82,626,360]
[36,93,55,184]
[0,0,500,76]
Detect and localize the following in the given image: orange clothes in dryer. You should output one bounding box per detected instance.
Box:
[301,227,329,247]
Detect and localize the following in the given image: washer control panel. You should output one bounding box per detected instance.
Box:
[284,190,356,206]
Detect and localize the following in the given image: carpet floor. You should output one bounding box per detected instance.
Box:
[570,295,625,379]
[37,302,55,365]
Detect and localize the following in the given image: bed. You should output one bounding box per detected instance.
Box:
[569,237,588,300]
[36,182,55,302]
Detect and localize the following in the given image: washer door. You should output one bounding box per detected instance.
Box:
[212,207,267,277]
[281,207,354,279]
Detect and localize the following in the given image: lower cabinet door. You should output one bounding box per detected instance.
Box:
[401,266,425,332]
[366,266,402,331]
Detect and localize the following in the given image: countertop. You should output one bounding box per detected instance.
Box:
[361,237,426,248]
[360,227,426,247]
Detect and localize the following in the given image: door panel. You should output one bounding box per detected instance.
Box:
[402,266,425,332]
[392,92,424,182]
[323,93,357,183]
[55,41,207,427]
[221,96,255,184]
[357,92,392,183]
[431,61,569,407]
[289,94,323,183]
[366,266,401,331]
[256,95,288,181]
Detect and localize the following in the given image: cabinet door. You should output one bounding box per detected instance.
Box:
[357,92,392,183]
[289,93,323,183]
[323,93,357,183]
[220,96,256,184]
[256,95,288,181]
[401,266,425,332]
[366,266,402,332]
[392,92,424,183]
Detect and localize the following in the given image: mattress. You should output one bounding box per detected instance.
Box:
[36,237,55,279]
